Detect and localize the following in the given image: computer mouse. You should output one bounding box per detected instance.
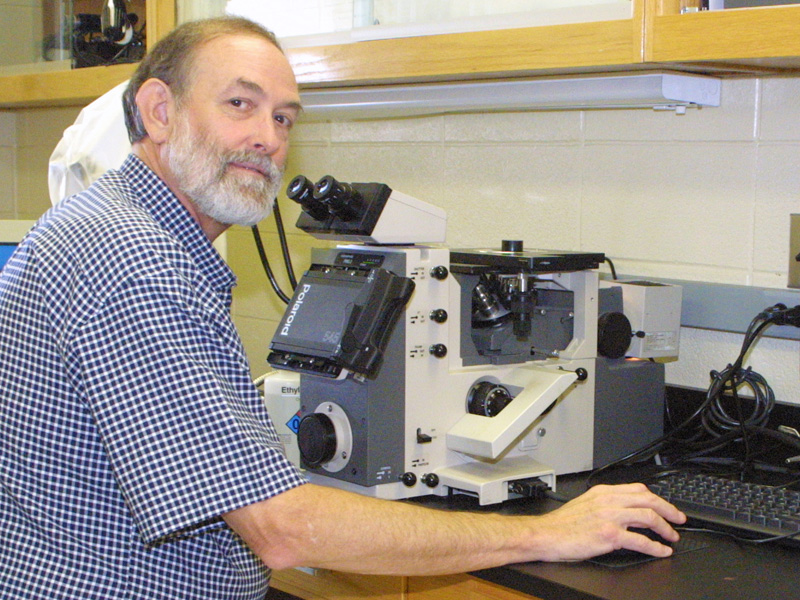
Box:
[587,527,674,567]
[628,527,675,549]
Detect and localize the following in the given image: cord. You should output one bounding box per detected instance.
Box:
[251,197,299,305]
[677,525,800,546]
[272,196,297,290]
[252,221,291,305]
[604,257,618,280]
[589,303,800,485]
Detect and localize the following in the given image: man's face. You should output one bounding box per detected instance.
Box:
[165,34,302,226]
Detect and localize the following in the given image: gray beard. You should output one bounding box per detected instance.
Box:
[167,116,284,226]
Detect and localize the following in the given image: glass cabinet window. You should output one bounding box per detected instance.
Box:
[0,0,54,71]
[0,0,146,75]
[225,0,632,47]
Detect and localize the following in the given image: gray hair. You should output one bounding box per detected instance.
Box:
[122,16,283,143]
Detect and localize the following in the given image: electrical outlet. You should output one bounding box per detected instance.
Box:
[789,214,800,288]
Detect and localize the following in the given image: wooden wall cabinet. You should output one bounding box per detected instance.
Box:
[286,4,646,88]
[645,0,800,72]
[0,0,174,108]
[5,1,800,109]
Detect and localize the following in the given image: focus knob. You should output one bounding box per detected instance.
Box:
[430,265,449,280]
[400,472,417,487]
[421,473,440,488]
[297,413,337,468]
[429,344,448,358]
[430,309,448,323]
[468,381,514,417]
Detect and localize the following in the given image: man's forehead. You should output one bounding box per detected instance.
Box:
[192,35,298,92]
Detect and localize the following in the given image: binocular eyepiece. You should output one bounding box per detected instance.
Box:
[287,175,363,222]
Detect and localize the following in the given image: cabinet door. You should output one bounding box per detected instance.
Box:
[408,574,542,600]
[271,569,405,600]
[287,4,645,87]
[645,0,800,70]
[0,0,174,108]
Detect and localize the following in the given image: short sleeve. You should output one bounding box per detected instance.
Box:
[69,274,306,544]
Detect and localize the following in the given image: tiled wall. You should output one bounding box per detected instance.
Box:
[5,77,800,405]
[3,106,81,219]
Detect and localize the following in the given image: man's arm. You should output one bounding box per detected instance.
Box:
[223,482,686,575]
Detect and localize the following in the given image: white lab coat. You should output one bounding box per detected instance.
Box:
[48,81,131,205]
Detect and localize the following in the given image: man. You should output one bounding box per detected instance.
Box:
[0,16,685,600]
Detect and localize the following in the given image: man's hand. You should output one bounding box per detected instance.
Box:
[527,483,687,562]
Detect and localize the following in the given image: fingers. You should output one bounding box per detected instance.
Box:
[539,483,687,561]
[587,483,687,527]
[589,484,686,556]
[619,527,675,558]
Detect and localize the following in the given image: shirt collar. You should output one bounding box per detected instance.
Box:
[119,154,237,293]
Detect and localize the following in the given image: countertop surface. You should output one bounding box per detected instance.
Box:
[412,469,800,600]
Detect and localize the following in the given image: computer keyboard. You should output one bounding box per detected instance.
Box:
[647,471,800,543]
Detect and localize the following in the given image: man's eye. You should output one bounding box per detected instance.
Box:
[230,98,245,108]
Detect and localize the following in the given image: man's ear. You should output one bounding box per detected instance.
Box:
[135,78,176,145]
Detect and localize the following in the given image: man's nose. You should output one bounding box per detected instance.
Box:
[253,118,282,155]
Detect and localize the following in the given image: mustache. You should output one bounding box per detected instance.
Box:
[221,151,282,182]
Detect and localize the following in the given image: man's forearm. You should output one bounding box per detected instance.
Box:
[223,481,685,575]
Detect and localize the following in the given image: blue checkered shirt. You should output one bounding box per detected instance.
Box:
[0,155,306,599]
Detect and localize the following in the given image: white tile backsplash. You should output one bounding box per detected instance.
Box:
[0,112,16,145]
[760,78,800,141]
[753,143,800,278]
[444,110,582,143]
[332,115,444,143]
[581,142,757,268]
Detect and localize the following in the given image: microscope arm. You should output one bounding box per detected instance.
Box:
[446,367,580,459]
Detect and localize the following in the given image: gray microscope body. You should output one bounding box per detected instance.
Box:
[267,176,680,504]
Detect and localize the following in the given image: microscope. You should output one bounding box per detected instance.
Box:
[264,176,681,505]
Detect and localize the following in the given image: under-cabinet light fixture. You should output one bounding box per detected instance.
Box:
[299,72,721,121]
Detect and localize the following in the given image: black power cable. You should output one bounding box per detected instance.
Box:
[251,197,297,305]
[589,303,800,486]
[272,195,297,290]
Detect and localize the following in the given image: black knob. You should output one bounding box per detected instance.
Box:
[297,413,337,468]
[501,240,524,253]
[430,265,449,280]
[429,309,448,323]
[421,473,439,488]
[400,472,417,487]
[429,344,447,358]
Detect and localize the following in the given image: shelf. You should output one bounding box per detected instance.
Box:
[6,1,800,110]
[0,63,136,109]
